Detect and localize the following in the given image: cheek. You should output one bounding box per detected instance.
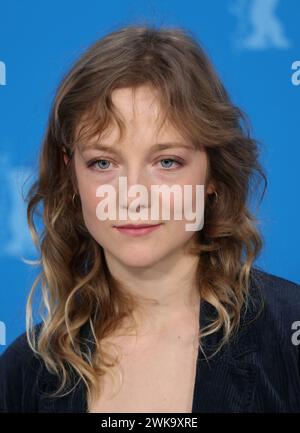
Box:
[184,160,207,206]
[186,161,207,185]
[77,180,104,230]
[164,167,205,234]
[165,174,205,218]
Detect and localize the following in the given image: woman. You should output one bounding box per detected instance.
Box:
[0,24,299,413]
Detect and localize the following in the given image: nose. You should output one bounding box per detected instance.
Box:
[118,166,150,213]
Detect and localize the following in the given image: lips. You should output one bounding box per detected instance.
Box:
[114,224,161,228]
[113,223,162,236]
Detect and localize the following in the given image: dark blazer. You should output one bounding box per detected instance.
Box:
[1,266,300,413]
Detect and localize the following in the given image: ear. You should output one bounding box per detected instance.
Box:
[62,146,70,166]
[206,182,215,195]
[63,154,69,166]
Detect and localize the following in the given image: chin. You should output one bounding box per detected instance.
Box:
[115,251,164,268]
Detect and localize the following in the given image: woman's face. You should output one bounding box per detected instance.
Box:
[66,85,214,268]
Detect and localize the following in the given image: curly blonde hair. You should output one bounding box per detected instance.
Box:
[24,23,267,407]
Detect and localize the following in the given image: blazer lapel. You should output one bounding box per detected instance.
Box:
[192,278,263,413]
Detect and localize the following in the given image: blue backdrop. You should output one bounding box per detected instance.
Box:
[0,0,299,352]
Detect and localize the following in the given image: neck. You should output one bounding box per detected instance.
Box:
[103,248,201,336]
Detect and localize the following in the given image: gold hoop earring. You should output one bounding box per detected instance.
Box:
[214,191,218,203]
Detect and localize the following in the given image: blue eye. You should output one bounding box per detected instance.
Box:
[87,157,184,171]
[88,159,111,170]
[159,158,183,169]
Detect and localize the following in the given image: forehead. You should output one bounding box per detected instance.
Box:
[77,85,193,152]
[108,85,174,137]
[111,85,160,119]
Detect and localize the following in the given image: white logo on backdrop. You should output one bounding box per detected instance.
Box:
[230,0,291,50]
[0,321,6,345]
[0,152,36,259]
[0,61,6,86]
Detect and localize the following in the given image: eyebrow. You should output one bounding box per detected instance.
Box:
[80,141,195,154]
